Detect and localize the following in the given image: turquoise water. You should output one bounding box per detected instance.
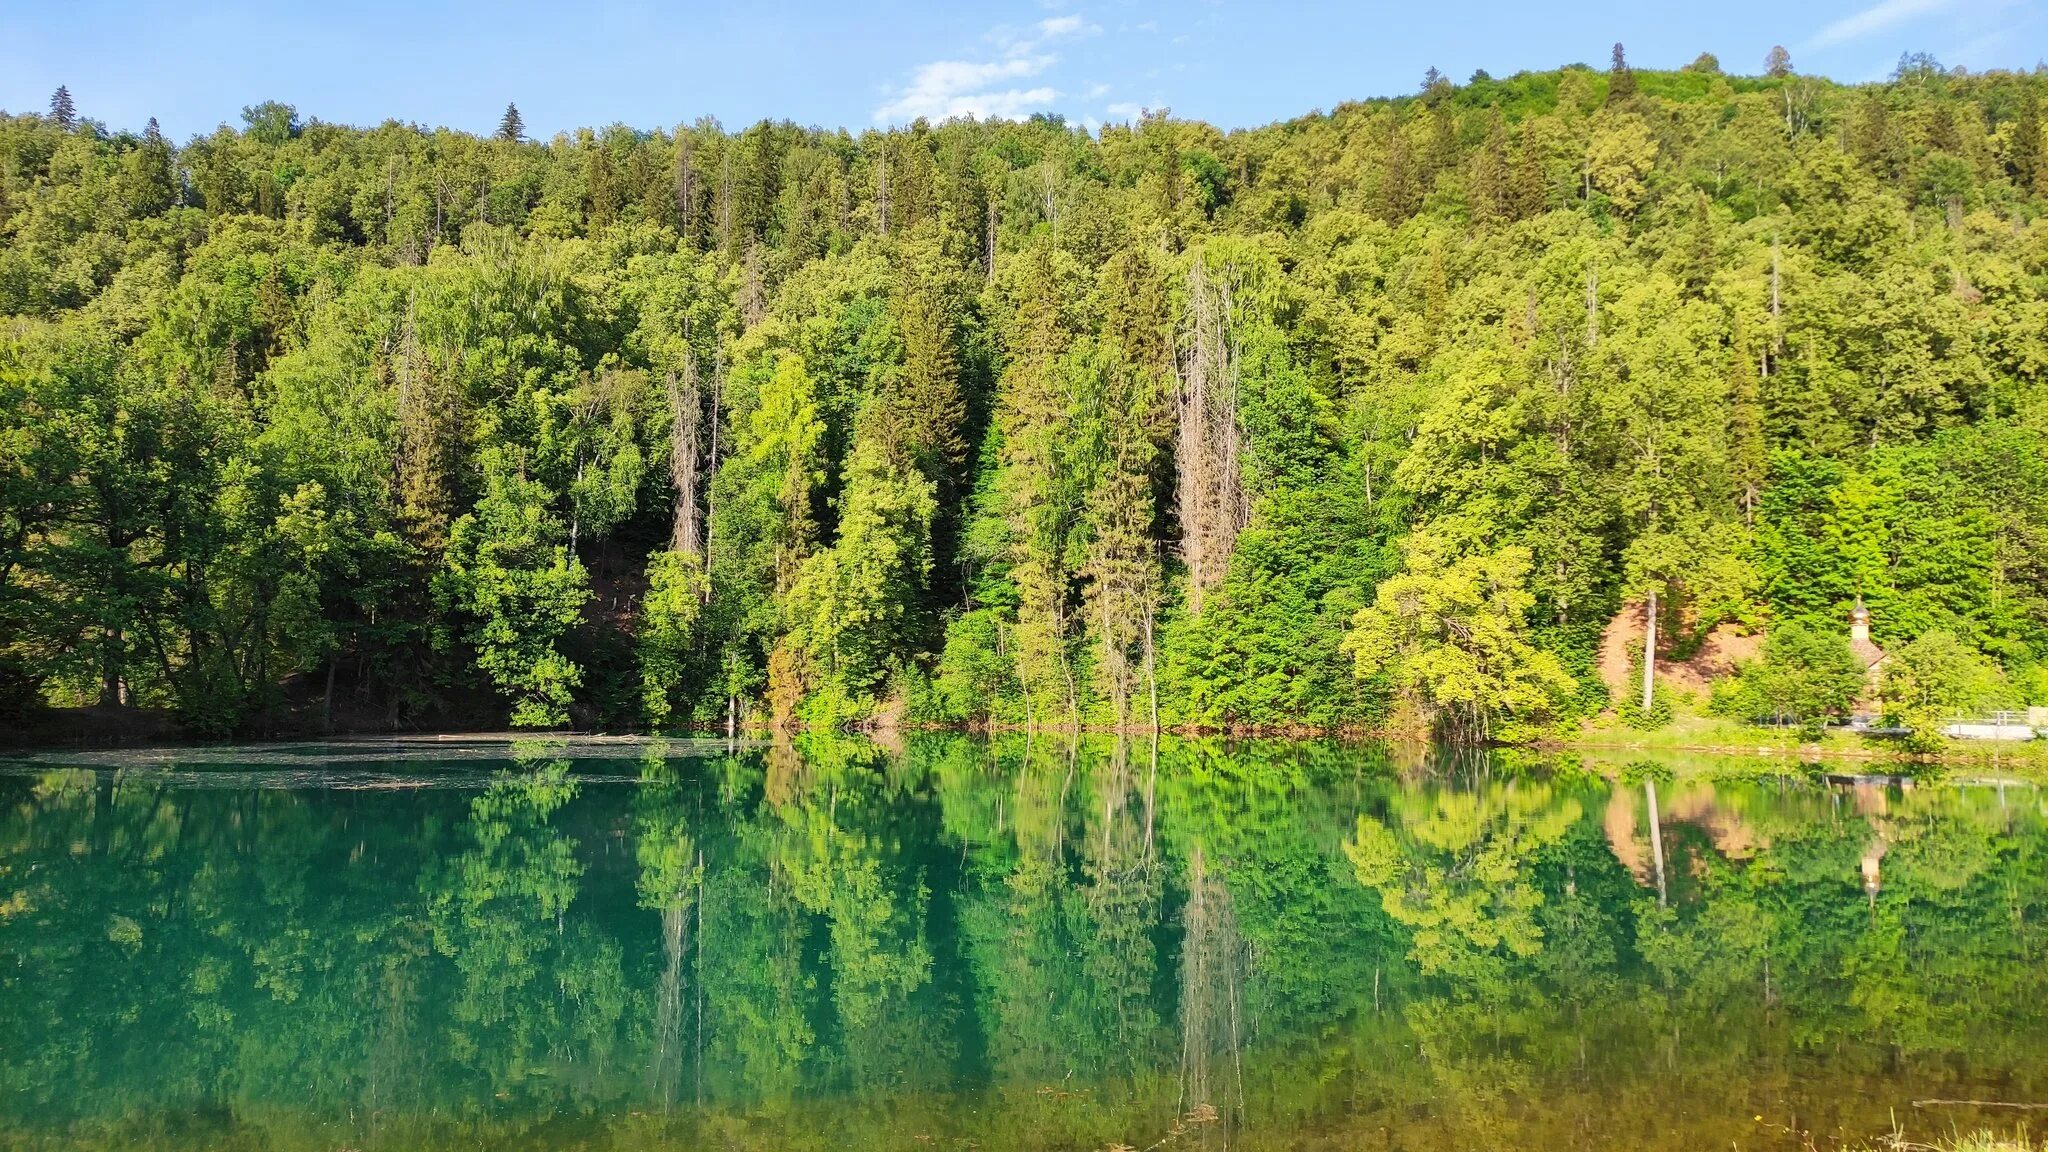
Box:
[1,735,2043,1150]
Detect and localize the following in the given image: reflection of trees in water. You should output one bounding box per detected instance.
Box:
[4,743,2048,1150]
[633,750,701,1113]
[1176,840,1244,1134]
[771,734,942,1093]
[1079,737,1164,1066]
[422,756,637,1106]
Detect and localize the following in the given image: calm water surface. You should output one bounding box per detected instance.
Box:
[1,735,2043,1150]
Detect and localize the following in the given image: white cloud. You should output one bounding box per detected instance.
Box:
[1104,101,1146,121]
[1811,0,1964,46]
[877,11,1097,123]
[875,55,1059,122]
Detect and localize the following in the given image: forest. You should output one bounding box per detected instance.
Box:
[3,46,2047,738]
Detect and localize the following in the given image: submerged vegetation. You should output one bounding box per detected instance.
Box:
[4,48,2048,738]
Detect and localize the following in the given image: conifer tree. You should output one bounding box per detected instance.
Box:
[49,85,75,129]
[1606,43,1637,106]
[1852,93,1899,179]
[886,251,966,485]
[1375,118,1420,221]
[1679,192,1716,298]
[1175,251,1245,616]
[1726,316,1766,526]
[587,143,620,228]
[2013,90,2041,192]
[997,247,1079,720]
[497,102,524,142]
[1471,111,1511,222]
[1509,124,1548,219]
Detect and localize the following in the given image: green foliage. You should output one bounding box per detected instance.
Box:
[1713,619,1864,732]
[1345,533,1577,740]
[1888,629,2018,746]
[438,450,591,726]
[637,550,706,727]
[3,62,2046,737]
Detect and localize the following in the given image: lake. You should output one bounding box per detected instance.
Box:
[1,735,2043,1150]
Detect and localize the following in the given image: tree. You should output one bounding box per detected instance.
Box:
[48,86,75,129]
[1584,110,1659,214]
[784,431,937,711]
[241,101,299,145]
[1716,620,1862,729]
[749,354,825,599]
[638,549,706,727]
[1343,533,1577,741]
[437,448,591,727]
[1176,250,1245,616]
[884,247,966,485]
[1606,43,1638,107]
[1887,629,2014,732]
[497,102,525,143]
[1764,46,1793,78]
[2013,89,2041,192]
[1677,191,1716,298]
[996,247,1079,718]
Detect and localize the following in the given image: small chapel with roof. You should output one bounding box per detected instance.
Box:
[1849,596,1888,715]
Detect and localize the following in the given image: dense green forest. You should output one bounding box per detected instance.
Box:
[4,46,2048,737]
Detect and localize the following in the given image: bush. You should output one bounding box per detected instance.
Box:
[1715,619,1863,728]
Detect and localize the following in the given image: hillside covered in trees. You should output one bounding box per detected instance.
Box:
[4,47,2048,739]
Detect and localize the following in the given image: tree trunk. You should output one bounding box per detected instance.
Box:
[667,357,703,556]
[1645,778,1667,906]
[1641,589,1658,713]
[99,626,122,708]
[323,655,338,734]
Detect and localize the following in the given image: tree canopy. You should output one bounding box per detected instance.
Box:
[4,57,2047,734]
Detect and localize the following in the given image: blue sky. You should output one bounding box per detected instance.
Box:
[2,0,2041,140]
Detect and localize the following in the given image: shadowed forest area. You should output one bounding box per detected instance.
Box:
[4,47,2048,739]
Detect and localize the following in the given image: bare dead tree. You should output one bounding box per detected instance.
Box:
[701,347,725,597]
[666,352,703,557]
[1175,254,1245,616]
[875,136,891,236]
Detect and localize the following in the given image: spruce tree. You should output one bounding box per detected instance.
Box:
[49,85,75,129]
[1852,93,1896,178]
[887,254,965,486]
[1679,192,1716,298]
[1606,43,1638,106]
[2013,90,2041,192]
[1471,110,1510,222]
[1509,123,1548,219]
[1375,117,1420,221]
[496,102,524,142]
